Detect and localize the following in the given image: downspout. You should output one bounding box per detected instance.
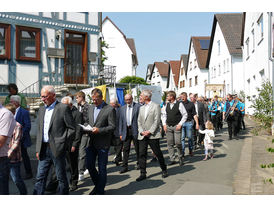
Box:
[268,12,274,135]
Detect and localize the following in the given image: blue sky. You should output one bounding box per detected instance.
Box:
[102,12,216,79]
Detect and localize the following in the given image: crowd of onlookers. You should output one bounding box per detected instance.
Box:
[0,83,245,195]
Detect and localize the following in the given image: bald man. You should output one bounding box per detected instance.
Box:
[33,86,75,195]
[119,94,141,174]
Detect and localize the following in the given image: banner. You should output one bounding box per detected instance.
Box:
[116,88,125,106]
[96,85,107,102]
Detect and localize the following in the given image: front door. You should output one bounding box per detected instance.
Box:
[64,30,88,84]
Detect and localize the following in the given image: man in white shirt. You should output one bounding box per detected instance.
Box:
[0,103,16,194]
[162,91,187,166]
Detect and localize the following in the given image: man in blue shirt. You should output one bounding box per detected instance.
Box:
[222,94,241,140]
[209,96,219,131]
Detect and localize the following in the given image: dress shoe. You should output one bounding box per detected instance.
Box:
[23,173,33,180]
[136,174,146,182]
[89,187,97,195]
[162,170,168,178]
[120,167,129,174]
[167,161,176,166]
[69,184,78,192]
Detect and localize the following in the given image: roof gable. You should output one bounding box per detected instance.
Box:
[206,13,243,67]
[103,16,138,66]
[150,62,169,79]
[169,60,180,87]
[192,36,210,69]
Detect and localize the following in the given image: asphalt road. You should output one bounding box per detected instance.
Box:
[9,122,252,195]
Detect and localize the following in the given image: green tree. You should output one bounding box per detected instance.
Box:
[119,76,149,85]
[250,80,274,130]
[101,40,109,67]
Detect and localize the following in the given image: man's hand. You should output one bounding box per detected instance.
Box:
[71,146,76,153]
[142,131,151,137]
[195,124,199,130]
[163,125,167,133]
[120,136,122,141]
[36,152,39,160]
[92,127,99,134]
[175,124,182,131]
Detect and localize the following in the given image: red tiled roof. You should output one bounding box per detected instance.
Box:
[192,36,210,69]
[169,60,181,87]
[150,62,169,79]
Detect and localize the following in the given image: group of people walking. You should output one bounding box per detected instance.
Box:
[0,83,245,195]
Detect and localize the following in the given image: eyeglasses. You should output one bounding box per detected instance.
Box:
[41,95,49,99]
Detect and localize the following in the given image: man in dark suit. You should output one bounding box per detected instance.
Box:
[86,88,115,195]
[109,98,122,166]
[33,85,75,195]
[119,93,141,174]
[45,96,83,193]
[190,94,207,148]
[10,95,33,179]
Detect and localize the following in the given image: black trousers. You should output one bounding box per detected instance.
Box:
[21,145,32,175]
[193,123,205,146]
[138,137,167,175]
[211,115,218,131]
[227,114,239,138]
[113,138,123,162]
[122,135,139,167]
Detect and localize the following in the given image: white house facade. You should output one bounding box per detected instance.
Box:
[149,62,169,92]
[102,17,138,82]
[177,54,188,95]
[206,13,244,98]
[0,12,101,97]
[241,12,274,115]
[166,60,180,93]
[186,36,210,97]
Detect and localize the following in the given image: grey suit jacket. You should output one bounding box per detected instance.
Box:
[36,101,75,158]
[138,101,161,140]
[119,102,141,141]
[87,102,116,149]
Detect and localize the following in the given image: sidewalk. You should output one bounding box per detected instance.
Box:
[233,116,274,194]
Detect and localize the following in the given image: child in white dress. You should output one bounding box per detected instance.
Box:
[199,121,214,160]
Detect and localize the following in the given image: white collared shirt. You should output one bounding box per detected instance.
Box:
[144,101,152,119]
[43,101,57,143]
[161,100,188,126]
[126,103,133,126]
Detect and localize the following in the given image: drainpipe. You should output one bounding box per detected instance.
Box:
[268,12,274,135]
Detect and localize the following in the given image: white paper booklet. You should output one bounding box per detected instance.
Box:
[78,124,94,131]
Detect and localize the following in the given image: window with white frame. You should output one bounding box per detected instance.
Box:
[245,37,250,58]
[194,59,197,68]
[0,23,11,59]
[213,67,216,78]
[218,64,221,76]
[189,78,192,87]
[257,14,263,42]
[223,60,226,74]
[189,61,192,70]
[217,40,220,55]
[251,29,255,51]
